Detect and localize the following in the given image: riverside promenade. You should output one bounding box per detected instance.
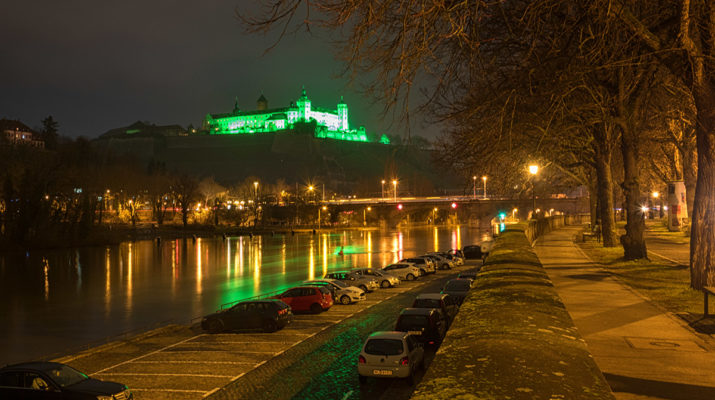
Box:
[534,226,715,400]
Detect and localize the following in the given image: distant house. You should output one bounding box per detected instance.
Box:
[0,118,44,148]
[98,121,188,139]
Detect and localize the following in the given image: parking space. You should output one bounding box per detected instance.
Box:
[63,264,475,399]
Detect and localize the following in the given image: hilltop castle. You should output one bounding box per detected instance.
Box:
[202,87,390,144]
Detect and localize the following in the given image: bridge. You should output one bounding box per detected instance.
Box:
[313,196,589,228]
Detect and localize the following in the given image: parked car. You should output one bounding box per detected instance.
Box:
[303,279,366,305]
[351,268,401,288]
[424,253,454,270]
[441,278,474,305]
[358,331,425,385]
[0,361,132,399]
[272,286,333,313]
[324,271,379,292]
[448,249,465,259]
[202,299,293,333]
[394,308,446,346]
[411,293,459,327]
[400,257,436,275]
[381,263,421,281]
[462,245,483,259]
[458,269,479,281]
[441,252,464,266]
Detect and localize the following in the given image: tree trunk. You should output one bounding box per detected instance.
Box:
[681,142,697,220]
[689,87,715,289]
[619,128,648,259]
[594,146,618,247]
[588,175,598,228]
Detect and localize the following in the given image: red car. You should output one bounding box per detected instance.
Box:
[272,286,333,313]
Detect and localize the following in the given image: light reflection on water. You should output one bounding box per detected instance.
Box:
[0,225,490,365]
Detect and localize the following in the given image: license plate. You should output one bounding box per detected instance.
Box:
[373,369,393,376]
[408,330,423,335]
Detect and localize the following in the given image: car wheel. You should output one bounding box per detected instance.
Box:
[310,303,322,314]
[359,375,367,384]
[263,319,278,333]
[406,273,415,281]
[380,280,390,288]
[207,318,224,334]
[359,285,368,292]
[340,295,351,305]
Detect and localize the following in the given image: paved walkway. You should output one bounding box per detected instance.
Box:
[534,226,715,400]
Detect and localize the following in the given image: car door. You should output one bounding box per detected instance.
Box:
[224,303,247,330]
[243,302,264,329]
[0,371,62,400]
[278,288,301,309]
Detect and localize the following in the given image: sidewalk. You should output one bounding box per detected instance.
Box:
[534,226,715,400]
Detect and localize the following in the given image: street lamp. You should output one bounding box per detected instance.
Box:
[482,176,487,199]
[253,181,259,199]
[363,206,371,226]
[433,207,438,225]
[307,185,314,203]
[381,180,386,199]
[529,165,539,218]
[472,176,477,199]
[392,179,398,202]
[512,208,518,220]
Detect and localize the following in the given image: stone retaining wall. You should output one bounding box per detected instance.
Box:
[411,223,613,400]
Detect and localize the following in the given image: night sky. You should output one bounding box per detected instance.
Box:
[1,1,434,140]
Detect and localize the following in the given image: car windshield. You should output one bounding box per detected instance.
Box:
[396,315,429,330]
[445,280,471,291]
[413,299,441,309]
[364,339,404,356]
[45,365,88,387]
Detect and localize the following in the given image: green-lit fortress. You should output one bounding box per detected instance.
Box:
[202,87,390,144]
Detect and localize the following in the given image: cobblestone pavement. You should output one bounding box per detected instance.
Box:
[59,261,478,399]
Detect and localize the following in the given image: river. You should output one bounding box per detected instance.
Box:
[0,225,490,365]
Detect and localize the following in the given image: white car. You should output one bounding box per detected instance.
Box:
[381,263,421,281]
[358,331,425,385]
[425,253,455,270]
[351,268,401,288]
[303,279,366,305]
[400,257,436,275]
[324,271,380,292]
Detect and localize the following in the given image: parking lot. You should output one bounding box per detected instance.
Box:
[59,263,475,399]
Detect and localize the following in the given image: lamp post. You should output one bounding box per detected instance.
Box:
[652,191,662,218]
[482,176,487,199]
[363,206,371,226]
[512,208,518,220]
[433,207,438,225]
[307,185,314,203]
[381,180,385,199]
[528,165,539,218]
[392,179,398,202]
[318,205,327,229]
[472,176,477,199]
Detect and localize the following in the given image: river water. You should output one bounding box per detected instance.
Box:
[0,225,490,365]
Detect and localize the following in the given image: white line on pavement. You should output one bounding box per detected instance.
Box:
[131,360,256,365]
[132,388,207,393]
[91,334,205,375]
[96,372,234,378]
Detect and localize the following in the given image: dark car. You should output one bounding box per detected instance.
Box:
[458,269,479,280]
[202,299,293,333]
[441,278,473,305]
[411,293,459,327]
[394,308,446,346]
[462,245,483,259]
[0,361,132,399]
[272,286,333,313]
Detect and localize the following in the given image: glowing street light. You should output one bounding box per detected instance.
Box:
[363,206,371,226]
[529,164,539,218]
[253,181,259,200]
[392,179,398,202]
[318,205,327,229]
[432,207,438,225]
[381,180,386,199]
[472,176,477,199]
[512,208,518,220]
[482,176,488,199]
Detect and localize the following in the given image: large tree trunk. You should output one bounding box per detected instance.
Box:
[689,88,715,289]
[588,175,598,228]
[681,142,697,220]
[594,144,618,247]
[619,128,648,259]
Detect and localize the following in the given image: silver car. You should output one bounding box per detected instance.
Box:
[351,268,401,288]
[425,253,454,270]
[303,279,366,305]
[324,271,379,292]
[358,331,425,385]
[381,263,421,281]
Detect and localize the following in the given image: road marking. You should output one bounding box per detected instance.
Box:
[341,390,354,400]
[161,350,280,354]
[96,372,234,378]
[131,360,256,365]
[189,341,294,345]
[132,388,207,393]
[91,334,205,375]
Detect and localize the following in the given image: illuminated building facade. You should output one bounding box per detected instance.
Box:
[203,87,390,144]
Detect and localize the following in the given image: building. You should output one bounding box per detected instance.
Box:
[203,87,391,144]
[0,118,44,148]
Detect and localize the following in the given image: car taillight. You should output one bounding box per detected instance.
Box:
[278,309,287,315]
[428,341,435,345]
[400,356,409,365]
[359,355,366,364]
